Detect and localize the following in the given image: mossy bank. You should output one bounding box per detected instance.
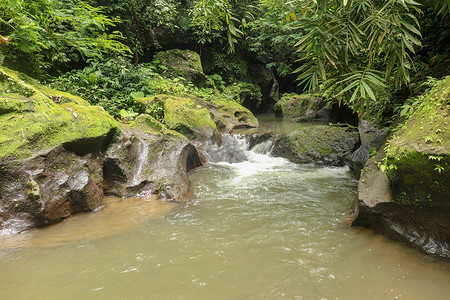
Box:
[352,76,450,258]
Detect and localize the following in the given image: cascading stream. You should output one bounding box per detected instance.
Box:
[1,128,450,299]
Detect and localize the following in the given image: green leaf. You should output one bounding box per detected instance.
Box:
[130,91,144,99]
[399,20,421,36]
[362,81,376,100]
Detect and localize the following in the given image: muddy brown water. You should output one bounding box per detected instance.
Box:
[0,115,449,299]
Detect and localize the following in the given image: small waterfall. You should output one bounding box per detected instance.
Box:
[251,140,273,154]
[200,134,276,165]
[201,134,249,163]
[132,139,149,185]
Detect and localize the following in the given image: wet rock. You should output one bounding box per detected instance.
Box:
[103,114,202,200]
[0,147,105,231]
[272,125,360,166]
[247,132,276,150]
[352,201,450,258]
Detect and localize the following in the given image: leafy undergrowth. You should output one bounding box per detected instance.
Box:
[49,54,262,117]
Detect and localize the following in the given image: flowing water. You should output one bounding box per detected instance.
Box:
[1,116,450,299]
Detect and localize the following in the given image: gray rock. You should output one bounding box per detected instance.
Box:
[0,147,104,230]
[352,201,450,258]
[343,130,388,177]
[103,126,201,200]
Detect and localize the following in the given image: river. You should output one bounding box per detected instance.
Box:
[0,115,449,299]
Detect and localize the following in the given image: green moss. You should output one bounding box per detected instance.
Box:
[129,114,186,141]
[26,178,40,200]
[0,66,120,160]
[164,96,216,139]
[0,94,34,114]
[135,94,217,140]
[209,96,259,127]
[386,150,449,206]
[38,86,90,106]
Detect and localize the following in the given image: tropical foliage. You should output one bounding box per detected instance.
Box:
[1,0,449,124]
[0,0,129,77]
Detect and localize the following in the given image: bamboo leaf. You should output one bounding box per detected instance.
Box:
[349,86,360,103]
[360,82,366,98]
[399,20,421,36]
[362,81,376,100]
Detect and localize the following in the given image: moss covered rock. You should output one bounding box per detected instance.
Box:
[136,94,218,140]
[272,125,360,165]
[153,49,209,86]
[274,93,330,122]
[204,96,259,131]
[351,76,450,259]
[0,67,120,160]
[135,94,258,140]
[385,76,450,206]
[0,66,89,106]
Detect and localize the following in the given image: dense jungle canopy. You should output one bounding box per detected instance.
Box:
[1,0,449,124]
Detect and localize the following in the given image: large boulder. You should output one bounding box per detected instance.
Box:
[274,93,330,122]
[351,76,450,258]
[0,66,120,160]
[201,97,259,131]
[103,114,202,201]
[385,77,450,206]
[0,148,105,234]
[0,66,120,234]
[272,125,360,165]
[136,94,218,141]
[152,49,209,86]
